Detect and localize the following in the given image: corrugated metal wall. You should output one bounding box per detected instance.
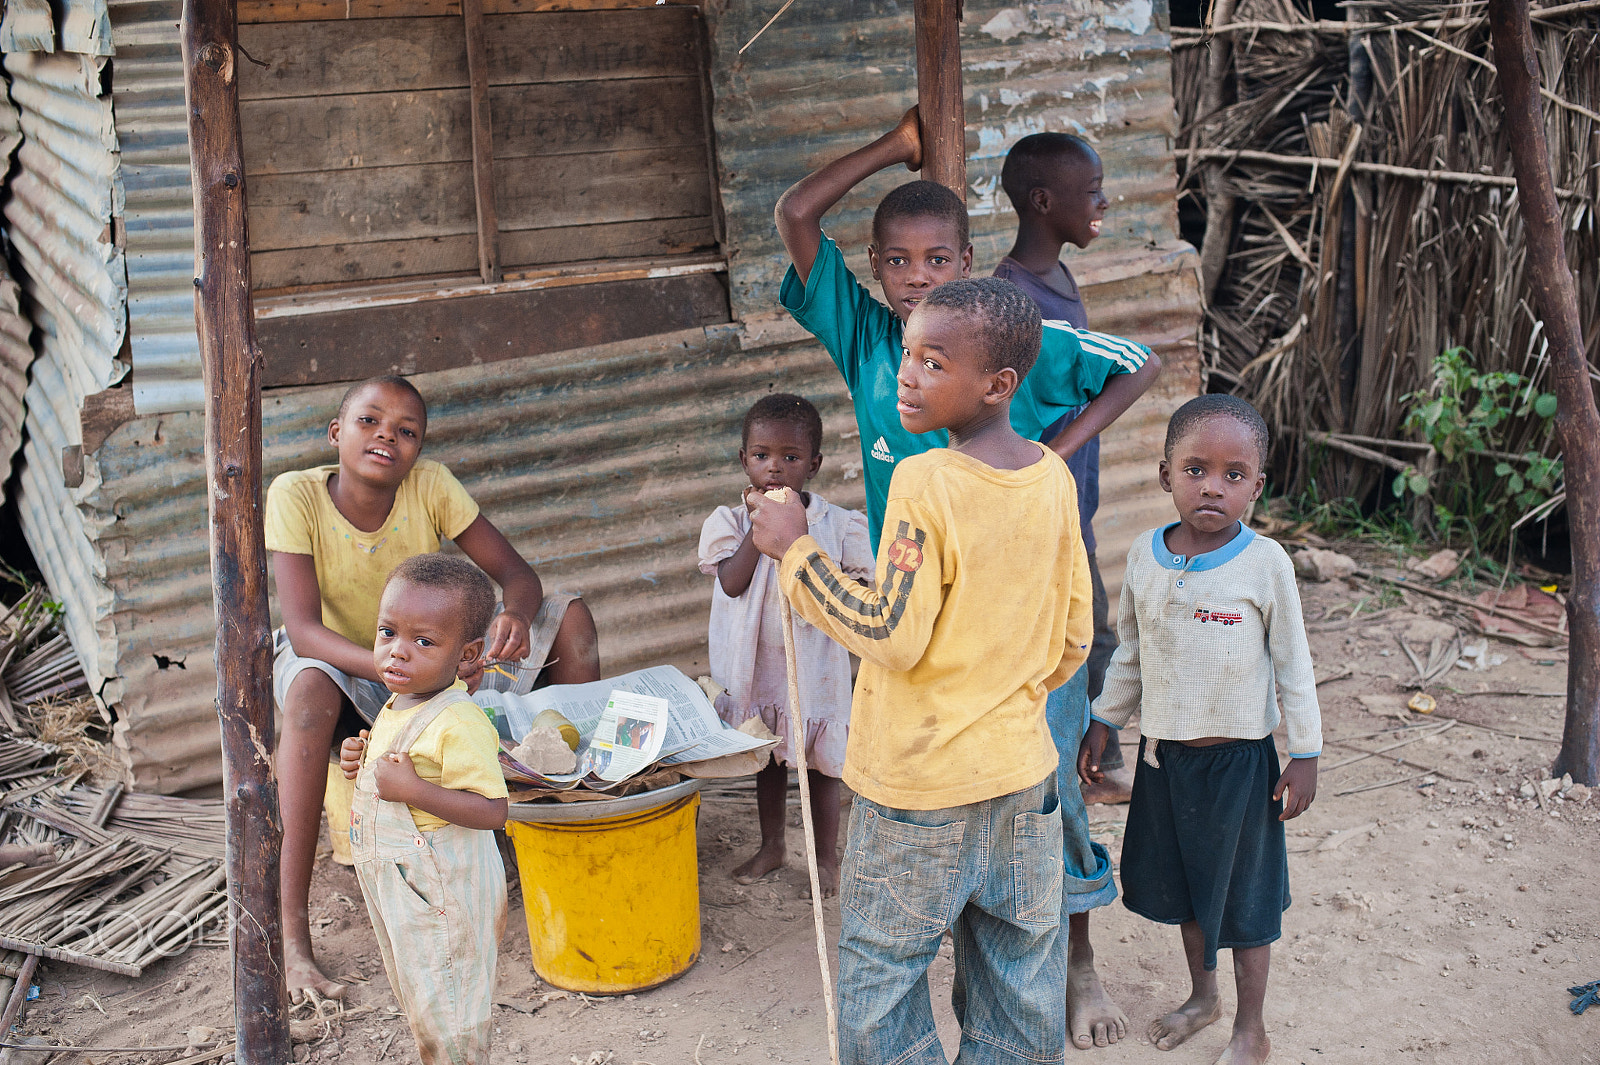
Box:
[97,324,867,791]
[5,0,1197,791]
[0,90,29,503]
[2,37,128,708]
[706,0,1201,593]
[106,0,201,415]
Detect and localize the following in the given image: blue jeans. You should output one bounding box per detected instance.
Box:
[1044,666,1117,915]
[838,777,1068,1065]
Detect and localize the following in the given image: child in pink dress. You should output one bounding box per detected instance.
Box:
[698,394,872,896]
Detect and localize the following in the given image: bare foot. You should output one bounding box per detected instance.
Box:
[732,840,785,884]
[816,859,839,899]
[1149,991,1222,1051]
[285,943,346,1004]
[1082,765,1133,805]
[1067,955,1128,1048]
[1214,1027,1270,1065]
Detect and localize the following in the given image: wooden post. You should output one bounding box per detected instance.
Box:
[181,0,293,1059]
[914,0,966,198]
[1488,0,1600,786]
[463,0,502,283]
[1194,0,1239,302]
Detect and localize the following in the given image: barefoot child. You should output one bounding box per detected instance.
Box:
[749,278,1090,1064]
[1080,395,1321,1065]
[340,555,508,1064]
[995,132,1131,1048]
[266,374,600,1001]
[775,107,1155,1049]
[698,394,872,895]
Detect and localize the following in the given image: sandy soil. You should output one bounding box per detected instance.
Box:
[8,561,1598,1065]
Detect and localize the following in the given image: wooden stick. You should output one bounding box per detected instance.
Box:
[1170,3,1600,39]
[778,596,840,1065]
[1334,770,1434,797]
[1323,720,1457,773]
[914,0,966,198]
[738,0,799,54]
[180,0,292,1057]
[1489,0,1600,788]
[1186,147,1582,198]
[1307,431,1413,473]
[0,953,37,1035]
[1357,571,1569,641]
[462,0,501,283]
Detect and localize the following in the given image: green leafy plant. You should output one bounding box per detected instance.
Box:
[1392,346,1562,549]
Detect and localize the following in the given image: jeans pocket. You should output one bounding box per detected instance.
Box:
[846,809,965,940]
[1011,807,1064,928]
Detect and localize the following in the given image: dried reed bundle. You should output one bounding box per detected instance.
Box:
[1185,0,1598,529]
[0,750,227,975]
[21,696,121,785]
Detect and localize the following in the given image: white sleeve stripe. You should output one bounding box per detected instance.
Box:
[1042,319,1149,372]
[1077,335,1149,371]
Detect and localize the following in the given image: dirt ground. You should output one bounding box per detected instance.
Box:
[8,559,1599,1065]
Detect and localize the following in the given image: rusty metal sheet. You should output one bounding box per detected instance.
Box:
[0,90,31,505]
[0,0,54,53]
[1,50,127,398]
[3,45,127,729]
[43,0,1197,792]
[1078,243,1203,598]
[708,0,1184,312]
[707,0,1201,598]
[93,324,867,792]
[106,0,202,414]
[61,0,115,54]
[14,356,119,710]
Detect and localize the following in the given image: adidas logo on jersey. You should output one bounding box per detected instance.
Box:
[870,437,894,464]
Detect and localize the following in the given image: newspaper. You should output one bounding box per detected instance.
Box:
[474,666,769,786]
[580,690,668,781]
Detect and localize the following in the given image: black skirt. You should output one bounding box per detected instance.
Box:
[1120,736,1290,971]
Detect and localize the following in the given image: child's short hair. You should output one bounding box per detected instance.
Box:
[742,393,824,456]
[999,132,1100,211]
[1164,394,1271,467]
[872,180,970,250]
[338,374,426,421]
[920,278,1042,379]
[384,554,497,643]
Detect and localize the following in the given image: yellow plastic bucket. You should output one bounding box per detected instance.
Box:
[505,789,700,993]
[324,762,355,866]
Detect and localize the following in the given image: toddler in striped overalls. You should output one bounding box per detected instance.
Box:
[340,554,510,1064]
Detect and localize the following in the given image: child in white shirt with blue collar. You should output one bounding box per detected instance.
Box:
[1079,394,1320,1065]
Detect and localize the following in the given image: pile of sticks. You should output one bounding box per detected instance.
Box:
[0,588,227,980]
[1177,0,1598,510]
[1,778,228,976]
[0,586,93,734]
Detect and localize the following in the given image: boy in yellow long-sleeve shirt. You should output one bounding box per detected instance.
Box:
[748,277,1091,1065]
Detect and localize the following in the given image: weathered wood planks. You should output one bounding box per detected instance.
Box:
[238,6,715,289]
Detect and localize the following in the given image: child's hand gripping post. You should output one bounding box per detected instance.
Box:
[339,731,369,780]
[1274,756,1318,821]
[774,107,923,285]
[1077,720,1113,787]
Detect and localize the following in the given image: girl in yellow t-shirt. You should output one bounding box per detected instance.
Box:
[264,374,598,1003]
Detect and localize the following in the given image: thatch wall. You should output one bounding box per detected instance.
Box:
[1176,0,1597,529]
